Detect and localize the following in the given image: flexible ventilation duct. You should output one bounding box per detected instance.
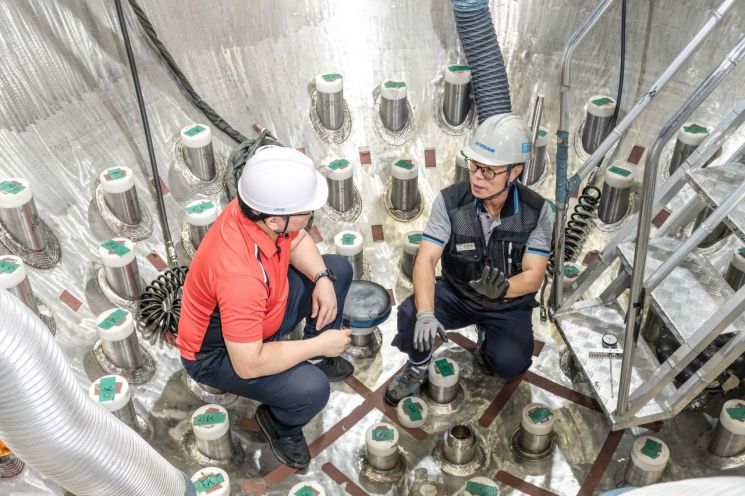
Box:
[0,288,194,496]
[453,0,512,122]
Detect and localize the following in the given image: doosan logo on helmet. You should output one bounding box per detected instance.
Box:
[475,141,495,153]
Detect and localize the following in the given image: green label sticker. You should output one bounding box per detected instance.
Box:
[98,376,117,402]
[738,247,745,257]
[384,81,406,88]
[435,358,454,377]
[0,180,25,195]
[394,159,415,170]
[193,412,227,426]
[186,201,215,215]
[528,407,552,424]
[726,406,745,421]
[608,165,632,177]
[407,233,422,244]
[466,481,498,496]
[341,233,356,246]
[591,97,613,107]
[371,426,395,441]
[641,438,662,459]
[107,168,125,180]
[538,129,548,138]
[97,308,128,330]
[403,398,422,421]
[100,239,130,257]
[546,199,557,213]
[448,65,471,72]
[564,265,580,277]
[0,260,21,274]
[194,473,225,492]
[327,159,350,170]
[294,486,320,496]
[322,73,343,81]
[683,123,708,134]
[184,125,206,137]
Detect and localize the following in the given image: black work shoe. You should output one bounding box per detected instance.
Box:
[313,356,354,382]
[255,404,310,469]
[384,362,429,406]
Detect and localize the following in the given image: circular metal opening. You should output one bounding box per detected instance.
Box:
[450,425,471,440]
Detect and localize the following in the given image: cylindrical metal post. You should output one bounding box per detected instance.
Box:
[315,73,344,131]
[0,255,38,313]
[443,65,471,126]
[192,467,231,496]
[624,436,669,486]
[192,404,233,461]
[99,238,143,300]
[455,152,470,184]
[693,207,731,248]
[401,231,422,280]
[427,357,460,404]
[185,200,219,249]
[380,81,408,132]
[88,375,138,429]
[518,403,556,454]
[365,422,399,471]
[709,399,745,457]
[725,248,745,291]
[0,178,48,251]
[391,159,419,212]
[181,124,216,181]
[581,95,616,154]
[442,425,477,465]
[99,167,142,224]
[669,122,710,175]
[334,230,364,280]
[96,308,143,370]
[526,128,549,185]
[324,159,355,212]
[598,164,634,224]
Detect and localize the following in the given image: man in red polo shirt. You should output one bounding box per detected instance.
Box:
[178,146,353,469]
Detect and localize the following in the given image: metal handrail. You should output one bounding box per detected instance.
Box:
[616,17,741,414]
[552,0,737,310]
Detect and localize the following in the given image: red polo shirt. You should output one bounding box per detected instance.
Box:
[177,199,297,361]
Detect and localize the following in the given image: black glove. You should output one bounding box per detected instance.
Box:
[413,309,449,352]
[468,266,509,299]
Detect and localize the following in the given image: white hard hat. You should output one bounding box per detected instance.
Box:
[237,146,328,215]
[462,113,533,166]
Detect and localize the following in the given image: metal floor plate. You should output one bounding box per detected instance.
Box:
[617,237,745,343]
[687,162,745,242]
[555,301,673,429]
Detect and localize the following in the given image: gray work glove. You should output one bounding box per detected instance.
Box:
[413,309,448,352]
[468,266,510,299]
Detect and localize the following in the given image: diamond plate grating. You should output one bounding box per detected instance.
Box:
[555,301,674,428]
[618,237,745,344]
[687,162,745,242]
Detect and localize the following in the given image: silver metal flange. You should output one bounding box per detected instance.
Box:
[309,90,353,144]
[96,266,140,310]
[182,370,238,407]
[383,180,424,222]
[510,426,557,461]
[344,327,383,359]
[320,184,363,223]
[91,338,156,385]
[359,447,408,484]
[432,84,475,136]
[172,136,227,196]
[182,430,245,471]
[0,220,61,270]
[179,221,199,260]
[373,93,415,146]
[35,298,57,335]
[419,383,466,416]
[94,183,154,242]
[431,428,488,477]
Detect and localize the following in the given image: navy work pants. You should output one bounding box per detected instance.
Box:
[391,279,534,379]
[182,254,352,436]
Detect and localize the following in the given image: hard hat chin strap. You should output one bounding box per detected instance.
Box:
[482,165,515,201]
[275,215,290,239]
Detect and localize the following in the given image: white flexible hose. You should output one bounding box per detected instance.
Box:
[0,288,194,496]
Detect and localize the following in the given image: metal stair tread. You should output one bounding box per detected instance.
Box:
[687,162,745,242]
[617,236,745,343]
[555,301,673,428]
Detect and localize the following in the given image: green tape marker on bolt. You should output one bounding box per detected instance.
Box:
[395,159,415,170]
[322,73,342,81]
[101,239,130,257]
[403,398,422,421]
[384,81,406,89]
[194,473,225,492]
[408,233,422,244]
[193,412,226,426]
[0,260,21,274]
[0,181,25,195]
[528,407,552,424]
[294,486,319,496]
[738,247,745,257]
[448,65,471,72]
[466,481,498,496]
[372,426,395,441]
[341,233,356,245]
[608,165,632,177]
[592,97,613,107]
[683,123,708,134]
[186,201,214,215]
[98,309,128,330]
[538,129,548,138]
[564,265,580,277]
[641,438,662,459]
[107,168,125,180]
[435,358,454,377]
[98,376,117,402]
[327,159,350,170]
[184,125,206,137]
[726,407,745,421]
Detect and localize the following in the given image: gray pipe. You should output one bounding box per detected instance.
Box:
[0,288,194,496]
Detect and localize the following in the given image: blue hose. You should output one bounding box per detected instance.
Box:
[453,0,512,122]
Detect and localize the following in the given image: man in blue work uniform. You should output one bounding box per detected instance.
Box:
[385,113,554,405]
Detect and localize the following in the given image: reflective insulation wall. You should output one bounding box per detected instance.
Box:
[1,1,744,495]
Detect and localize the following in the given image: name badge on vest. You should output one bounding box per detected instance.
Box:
[455,242,476,252]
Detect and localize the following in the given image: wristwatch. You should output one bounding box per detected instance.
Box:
[313,268,336,284]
